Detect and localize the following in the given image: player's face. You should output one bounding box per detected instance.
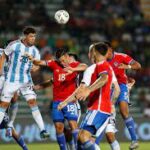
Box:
[105,48,113,59]
[59,54,70,67]
[25,33,36,46]
[69,56,76,63]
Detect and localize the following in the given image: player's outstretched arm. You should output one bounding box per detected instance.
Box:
[57,85,84,110]
[76,73,108,101]
[118,61,141,70]
[34,79,53,90]
[112,80,120,103]
[24,53,47,66]
[64,63,88,74]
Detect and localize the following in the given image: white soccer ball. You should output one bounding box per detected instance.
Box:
[54,10,69,24]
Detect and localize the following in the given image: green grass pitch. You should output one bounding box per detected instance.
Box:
[0,142,149,150]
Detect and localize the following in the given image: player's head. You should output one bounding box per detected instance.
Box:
[23,26,36,46]
[55,48,70,67]
[69,53,78,63]
[88,42,108,63]
[103,41,113,60]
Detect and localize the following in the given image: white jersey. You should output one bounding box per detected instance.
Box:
[4,40,40,83]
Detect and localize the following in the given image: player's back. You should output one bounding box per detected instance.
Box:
[5,40,40,84]
[108,52,133,84]
[88,61,113,114]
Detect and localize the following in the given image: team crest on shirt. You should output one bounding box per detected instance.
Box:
[114,62,119,67]
[56,69,59,72]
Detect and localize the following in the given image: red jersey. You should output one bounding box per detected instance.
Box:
[108,52,134,84]
[88,61,113,114]
[47,60,80,101]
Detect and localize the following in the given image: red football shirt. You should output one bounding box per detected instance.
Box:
[47,60,80,101]
[88,61,113,114]
[108,52,134,84]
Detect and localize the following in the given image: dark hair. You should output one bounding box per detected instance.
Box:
[94,43,108,56]
[23,26,36,35]
[55,48,69,59]
[69,53,78,61]
[103,41,112,47]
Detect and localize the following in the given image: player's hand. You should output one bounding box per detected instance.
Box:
[24,52,33,61]
[75,87,90,101]
[64,67,74,74]
[33,85,41,90]
[57,101,67,110]
[127,77,135,90]
[118,63,129,69]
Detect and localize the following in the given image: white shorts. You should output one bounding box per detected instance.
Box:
[0,76,5,93]
[1,82,36,102]
[105,115,117,133]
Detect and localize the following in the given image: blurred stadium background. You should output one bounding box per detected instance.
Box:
[0,0,150,149]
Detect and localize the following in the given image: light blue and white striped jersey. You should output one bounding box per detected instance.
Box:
[4,40,40,83]
[0,48,8,77]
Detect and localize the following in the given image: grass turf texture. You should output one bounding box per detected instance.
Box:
[0,142,149,150]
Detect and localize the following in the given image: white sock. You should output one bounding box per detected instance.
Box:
[31,106,45,131]
[95,144,101,150]
[8,102,19,127]
[110,140,120,150]
[0,111,5,124]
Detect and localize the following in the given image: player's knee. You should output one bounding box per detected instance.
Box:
[0,101,10,109]
[78,130,90,143]
[69,120,78,130]
[106,132,115,143]
[55,123,64,134]
[27,99,37,107]
[120,111,129,119]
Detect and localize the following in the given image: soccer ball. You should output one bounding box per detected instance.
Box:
[54,10,69,24]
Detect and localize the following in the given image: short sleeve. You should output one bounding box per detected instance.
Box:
[96,62,109,77]
[120,53,134,65]
[35,50,41,60]
[4,43,15,56]
[82,64,96,86]
[46,60,57,70]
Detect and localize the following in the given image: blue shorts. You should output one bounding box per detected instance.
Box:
[80,110,110,135]
[52,101,78,123]
[116,84,129,104]
[0,114,9,129]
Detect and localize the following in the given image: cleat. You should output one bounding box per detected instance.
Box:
[129,141,139,150]
[6,127,13,138]
[40,130,50,139]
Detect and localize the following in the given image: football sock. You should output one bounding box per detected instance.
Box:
[31,106,45,131]
[125,117,137,141]
[56,133,67,150]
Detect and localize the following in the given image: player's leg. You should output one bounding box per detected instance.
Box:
[11,128,28,150]
[0,82,17,124]
[118,84,138,149]
[64,120,75,150]
[8,92,19,127]
[21,84,49,138]
[52,101,67,150]
[78,110,109,150]
[64,102,79,149]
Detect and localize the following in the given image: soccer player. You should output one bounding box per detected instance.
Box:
[26,48,87,150]
[0,102,28,150]
[104,41,141,149]
[0,27,49,138]
[59,43,114,150]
